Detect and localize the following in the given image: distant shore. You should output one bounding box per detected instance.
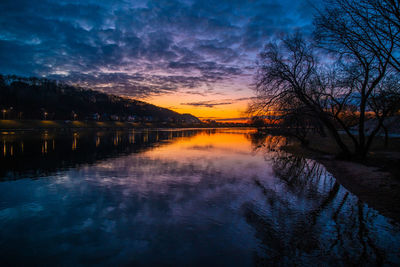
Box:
[283,134,400,223]
[0,119,250,131]
[0,119,137,130]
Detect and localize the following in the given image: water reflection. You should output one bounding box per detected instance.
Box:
[0,129,203,180]
[246,132,399,265]
[0,129,398,265]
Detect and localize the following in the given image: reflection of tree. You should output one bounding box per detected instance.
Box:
[272,153,327,196]
[243,138,393,265]
[246,132,287,153]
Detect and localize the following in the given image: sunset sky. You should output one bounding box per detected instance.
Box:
[0,0,317,121]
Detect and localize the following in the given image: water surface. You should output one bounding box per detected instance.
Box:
[0,129,399,265]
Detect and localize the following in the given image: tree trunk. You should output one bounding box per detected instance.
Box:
[383,125,389,148]
[319,116,352,158]
[358,92,367,159]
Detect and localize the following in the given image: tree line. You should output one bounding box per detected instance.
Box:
[0,74,200,123]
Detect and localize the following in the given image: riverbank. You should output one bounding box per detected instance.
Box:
[0,120,253,130]
[0,119,137,130]
[283,134,400,223]
[0,119,207,130]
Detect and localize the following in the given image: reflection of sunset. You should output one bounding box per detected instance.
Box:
[145,130,257,160]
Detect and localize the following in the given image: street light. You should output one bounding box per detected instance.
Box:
[44,111,48,120]
[2,109,6,120]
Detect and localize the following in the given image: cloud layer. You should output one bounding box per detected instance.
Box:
[0,0,315,98]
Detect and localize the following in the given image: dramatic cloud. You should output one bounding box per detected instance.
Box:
[0,0,317,98]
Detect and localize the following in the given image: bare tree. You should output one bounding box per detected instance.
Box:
[253,32,400,158]
[252,0,400,159]
[314,0,400,157]
[315,0,400,72]
[253,33,360,157]
[368,74,400,146]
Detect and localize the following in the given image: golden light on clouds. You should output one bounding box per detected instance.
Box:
[146,92,252,121]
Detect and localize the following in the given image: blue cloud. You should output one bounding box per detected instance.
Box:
[0,0,317,97]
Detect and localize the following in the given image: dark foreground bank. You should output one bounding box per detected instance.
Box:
[283,134,400,223]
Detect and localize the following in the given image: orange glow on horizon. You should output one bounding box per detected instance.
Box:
[143,92,251,121]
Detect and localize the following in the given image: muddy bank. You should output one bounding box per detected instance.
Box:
[283,141,400,223]
[318,158,400,223]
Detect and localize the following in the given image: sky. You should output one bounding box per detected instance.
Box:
[0,0,317,121]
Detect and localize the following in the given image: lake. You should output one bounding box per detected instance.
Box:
[0,128,399,266]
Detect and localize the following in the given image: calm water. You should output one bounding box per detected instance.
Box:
[0,128,399,266]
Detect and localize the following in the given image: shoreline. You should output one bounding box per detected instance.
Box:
[0,119,251,131]
[318,158,400,223]
[0,119,190,130]
[283,140,400,223]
